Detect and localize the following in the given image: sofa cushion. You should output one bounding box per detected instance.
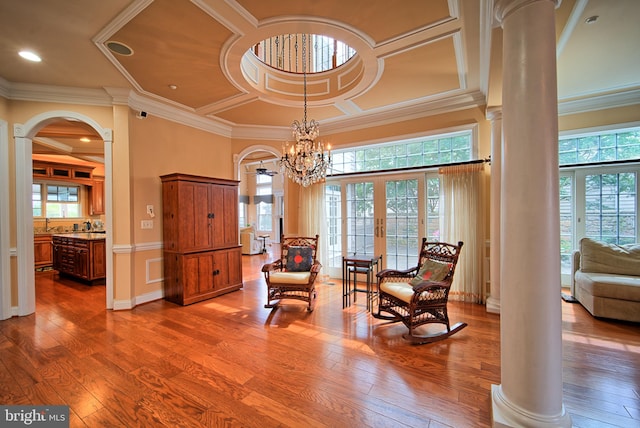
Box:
[575,271,640,301]
[579,238,640,276]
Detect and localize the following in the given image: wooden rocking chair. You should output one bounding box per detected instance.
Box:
[262,235,321,311]
[373,239,466,344]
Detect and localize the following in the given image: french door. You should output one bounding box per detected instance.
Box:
[559,166,638,285]
[324,174,424,278]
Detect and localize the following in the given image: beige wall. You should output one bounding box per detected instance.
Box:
[128,111,234,299]
[559,104,640,131]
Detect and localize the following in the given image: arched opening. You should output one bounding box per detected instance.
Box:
[13,111,113,315]
[235,146,283,244]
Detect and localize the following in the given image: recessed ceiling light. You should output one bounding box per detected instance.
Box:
[19,50,41,62]
[80,137,91,143]
[168,84,178,90]
[106,41,133,56]
[584,15,599,24]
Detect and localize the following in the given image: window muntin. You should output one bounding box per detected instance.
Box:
[257,202,272,232]
[559,174,574,275]
[558,126,640,283]
[33,184,42,217]
[426,175,441,241]
[325,184,342,270]
[346,182,374,256]
[33,182,81,218]
[330,130,473,174]
[385,179,419,270]
[256,174,273,231]
[239,202,247,228]
[585,172,636,244]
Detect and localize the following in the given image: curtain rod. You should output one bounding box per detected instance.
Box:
[559,158,640,169]
[327,157,491,178]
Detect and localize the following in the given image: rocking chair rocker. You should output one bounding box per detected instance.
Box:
[262,235,321,311]
[374,239,466,344]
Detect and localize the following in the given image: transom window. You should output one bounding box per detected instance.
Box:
[330,130,473,175]
[559,127,640,165]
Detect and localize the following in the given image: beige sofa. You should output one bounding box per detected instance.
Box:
[240,226,262,255]
[571,237,640,322]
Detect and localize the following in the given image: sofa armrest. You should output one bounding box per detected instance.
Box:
[571,250,581,296]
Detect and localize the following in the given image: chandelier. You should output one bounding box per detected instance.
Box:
[280,34,331,187]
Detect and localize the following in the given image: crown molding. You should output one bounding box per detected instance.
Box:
[3,82,113,106]
[321,90,486,136]
[3,77,638,141]
[558,88,640,116]
[127,92,233,137]
[230,90,487,141]
[0,76,10,99]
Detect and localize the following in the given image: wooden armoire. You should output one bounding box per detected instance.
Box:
[161,173,243,305]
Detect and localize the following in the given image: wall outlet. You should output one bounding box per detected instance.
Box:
[141,220,153,229]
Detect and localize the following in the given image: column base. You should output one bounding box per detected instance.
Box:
[486,296,501,314]
[491,384,572,427]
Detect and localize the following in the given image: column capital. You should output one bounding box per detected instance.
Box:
[495,0,561,24]
[486,107,503,121]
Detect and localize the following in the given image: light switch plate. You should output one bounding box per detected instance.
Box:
[141,220,153,229]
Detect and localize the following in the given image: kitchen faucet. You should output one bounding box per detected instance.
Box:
[45,218,53,232]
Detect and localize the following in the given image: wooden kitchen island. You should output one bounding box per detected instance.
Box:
[52,233,106,284]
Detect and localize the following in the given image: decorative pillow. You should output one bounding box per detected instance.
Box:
[409,259,451,286]
[285,246,314,272]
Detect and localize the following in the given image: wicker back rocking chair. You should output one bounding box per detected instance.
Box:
[262,235,321,311]
[374,239,466,344]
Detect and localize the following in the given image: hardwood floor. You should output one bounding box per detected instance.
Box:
[1,250,638,427]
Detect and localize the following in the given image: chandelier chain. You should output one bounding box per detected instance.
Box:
[280,33,331,187]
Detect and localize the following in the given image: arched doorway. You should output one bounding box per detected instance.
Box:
[13,111,113,315]
[235,145,283,242]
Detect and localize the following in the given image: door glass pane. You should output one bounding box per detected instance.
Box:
[385,179,419,270]
[426,176,441,240]
[585,172,636,244]
[559,174,573,275]
[325,183,342,269]
[346,182,374,256]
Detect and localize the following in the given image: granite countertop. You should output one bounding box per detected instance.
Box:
[52,232,106,240]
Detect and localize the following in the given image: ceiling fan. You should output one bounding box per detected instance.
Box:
[245,160,279,176]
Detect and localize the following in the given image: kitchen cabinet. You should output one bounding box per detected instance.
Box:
[34,235,53,269]
[32,160,94,184]
[52,234,106,283]
[89,178,105,215]
[161,173,242,305]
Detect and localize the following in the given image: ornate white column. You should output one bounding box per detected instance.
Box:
[486,108,502,314]
[492,0,571,426]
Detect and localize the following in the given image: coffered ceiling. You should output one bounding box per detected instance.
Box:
[0,0,639,160]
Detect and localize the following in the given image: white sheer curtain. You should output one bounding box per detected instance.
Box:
[440,163,486,303]
[298,182,328,280]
